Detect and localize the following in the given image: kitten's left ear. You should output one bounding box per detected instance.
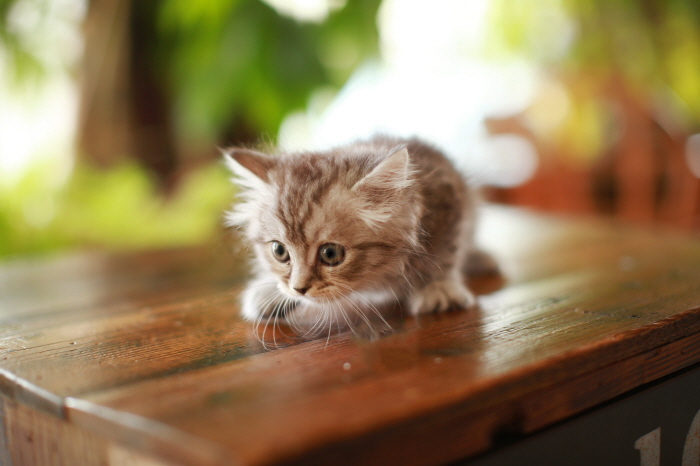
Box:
[224,148,277,184]
[352,146,412,193]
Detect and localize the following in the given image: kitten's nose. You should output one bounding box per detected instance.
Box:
[294,286,309,295]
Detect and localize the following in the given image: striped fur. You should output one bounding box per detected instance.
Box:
[225,136,480,335]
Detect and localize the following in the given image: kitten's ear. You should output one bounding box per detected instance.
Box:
[224,148,277,184]
[352,146,412,193]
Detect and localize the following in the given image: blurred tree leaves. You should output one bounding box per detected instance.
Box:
[0,160,234,258]
[0,0,52,84]
[488,0,700,136]
[156,0,382,145]
[486,0,700,228]
[75,0,382,183]
[1,0,382,145]
[0,0,382,259]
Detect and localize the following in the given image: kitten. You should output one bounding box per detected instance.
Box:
[225,136,488,333]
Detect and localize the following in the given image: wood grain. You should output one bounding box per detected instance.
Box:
[0,396,173,466]
[1,207,699,465]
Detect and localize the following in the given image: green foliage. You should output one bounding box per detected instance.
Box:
[0,0,47,84]
[0,0,382,142]
[0,159,64,257]
[0,161,235,260]
[0,0,383,259]
[156,0,382,142]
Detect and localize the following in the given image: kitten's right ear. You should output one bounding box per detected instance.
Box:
[352,146,412,194]
[223,148,277,184]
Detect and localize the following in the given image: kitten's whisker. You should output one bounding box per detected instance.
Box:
[251,303,269,346]
[272,308,280,349]
[349,295,386,337]
[337,283,392,332]
[246,281,278,289]
[336,285,374,325]
[244,282,281,330]
[318,305,332,338]
[257,294,278,318]
[338,297,370,338]
[340,295,373,334]
[396,260,419,289]
[252,317,263,346]
[338,305,356,336]
[382,283,401,308]
[330,291,357,334]
[335,308,342,335]
[253,293,279,346]
[324,305,333,348]
[269,295,291,340]
[258,290,287,349]
[336,289,370,324]
[311,304,325,340]
[261,311,274,350]
[273,301,293,347]
[411,250,444,276]
[255,317,266,344]
[285,301,302,335]
[272,298,294,348]
[303,304,326,339]
[309,314,325,339]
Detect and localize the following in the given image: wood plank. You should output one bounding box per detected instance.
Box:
[467,364,700,465]
[0,207,699,465]
[0,242,247,322]
[0,396,174,466]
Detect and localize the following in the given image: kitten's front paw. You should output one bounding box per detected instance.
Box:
[409,279,476,315]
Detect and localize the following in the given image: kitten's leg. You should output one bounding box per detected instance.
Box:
[409,249,497,315]
[239,277,297,321]
[464,248,499,276]
[409,268,476,315]
[409,207,479,315]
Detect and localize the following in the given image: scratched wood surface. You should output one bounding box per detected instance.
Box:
[1,207,700,466]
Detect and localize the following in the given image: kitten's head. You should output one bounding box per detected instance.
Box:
[225,143,422,304]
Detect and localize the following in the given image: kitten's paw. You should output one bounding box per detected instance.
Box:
[409,279,476,315]
[240,279,296,321]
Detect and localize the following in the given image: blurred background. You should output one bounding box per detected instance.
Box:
[1,0,699,260]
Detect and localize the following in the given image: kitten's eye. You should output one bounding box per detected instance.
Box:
[271,241,290,263]
[319,243,345,266]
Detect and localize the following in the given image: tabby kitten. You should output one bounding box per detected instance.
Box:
[226,137,484,332]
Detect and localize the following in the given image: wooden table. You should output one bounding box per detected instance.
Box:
[1,207,699,466]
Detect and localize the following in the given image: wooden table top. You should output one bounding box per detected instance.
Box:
[1,207,699,466]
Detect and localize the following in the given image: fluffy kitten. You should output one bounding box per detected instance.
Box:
[225,137,485,332]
